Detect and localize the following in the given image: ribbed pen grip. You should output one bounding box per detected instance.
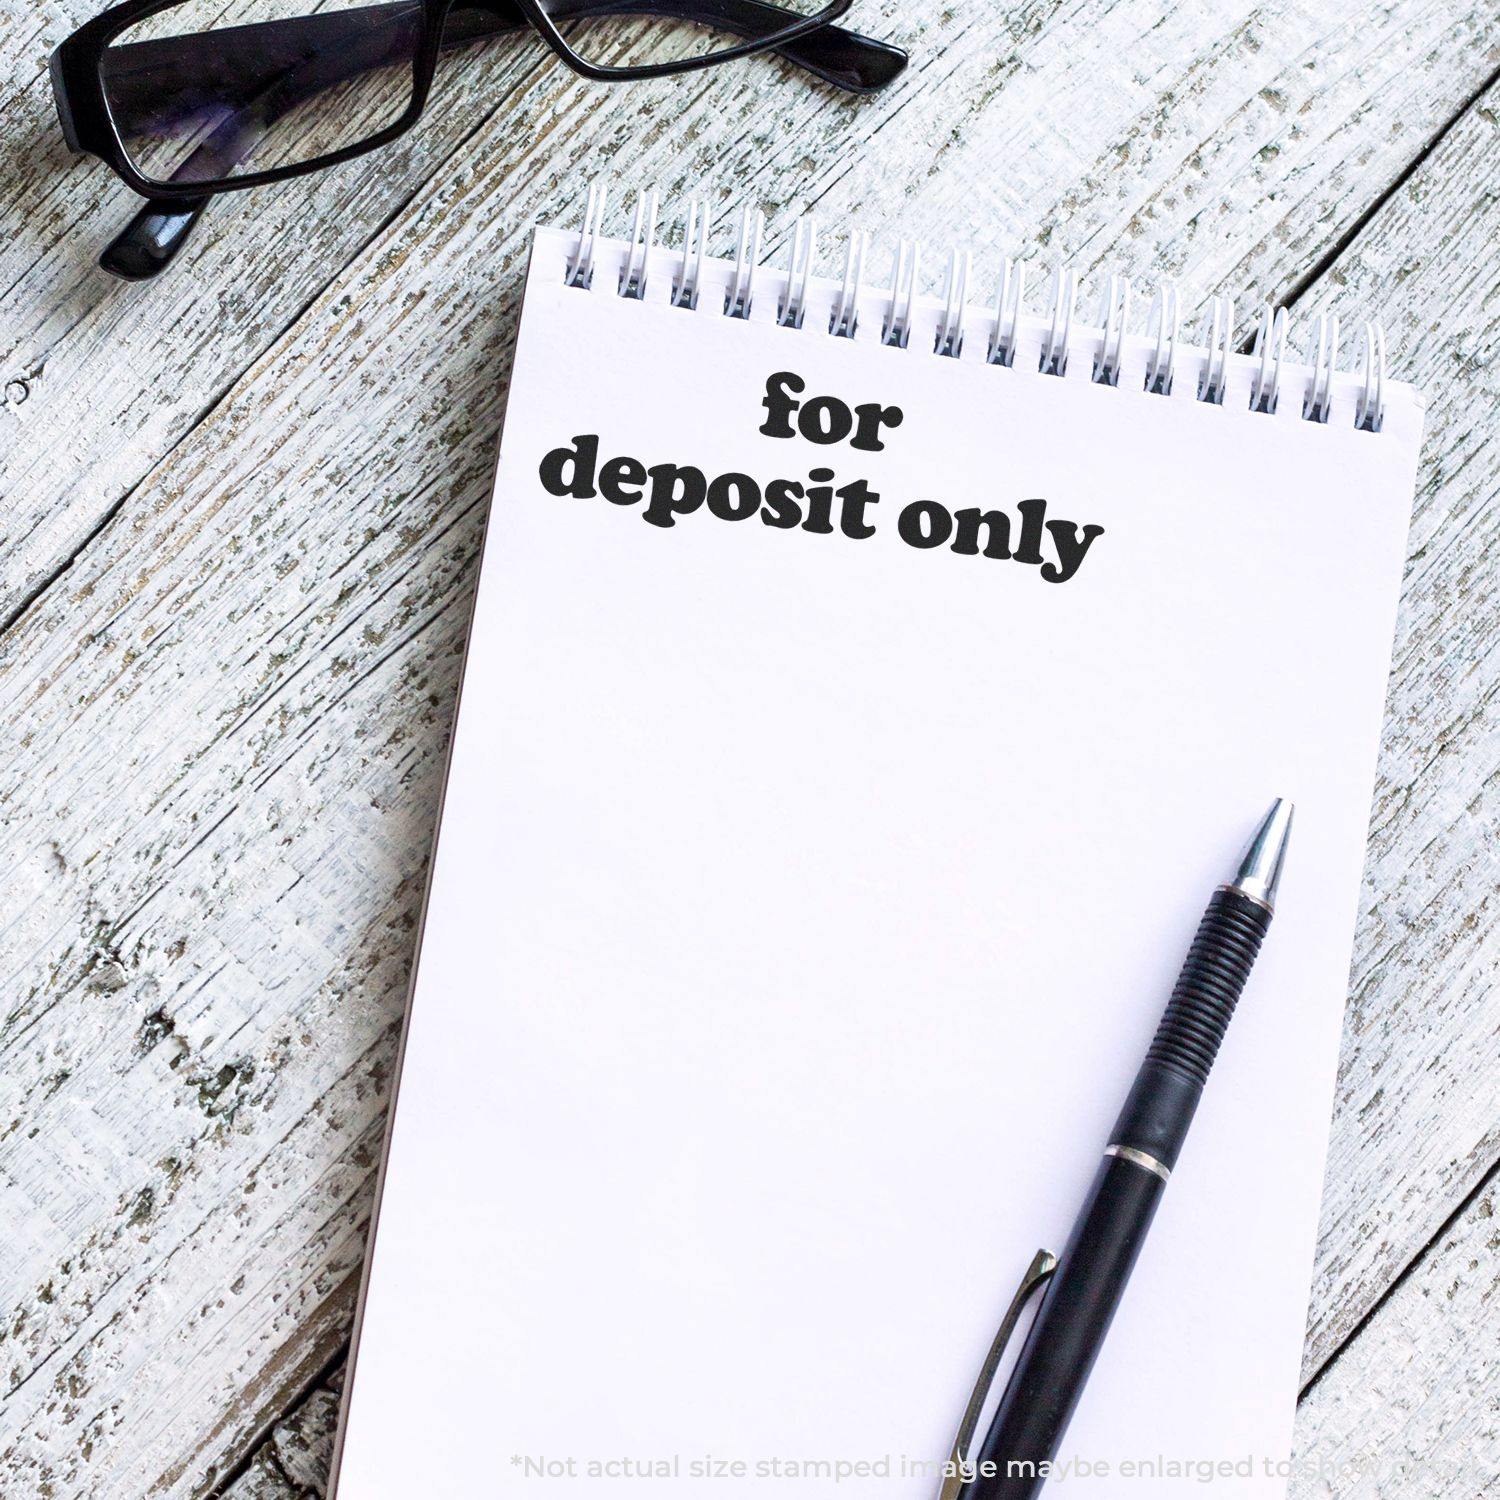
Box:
[1147,888,1270,1086]
[1109,886,1273,1170]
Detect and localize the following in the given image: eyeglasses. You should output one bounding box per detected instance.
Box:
[49,0,906,280]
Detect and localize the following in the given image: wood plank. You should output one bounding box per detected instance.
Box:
[1294,1170,1500,1495]
[220,1368,343,1499]
[2,7,1498,1496]
[1297,87,1500,1375]
[3,0,1499,622]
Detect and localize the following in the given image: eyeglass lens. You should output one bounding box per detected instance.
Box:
[99,0,845,191]
[100,0,424,186]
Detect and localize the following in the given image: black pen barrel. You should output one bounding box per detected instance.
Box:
[965,1154,1165,1499]
[962,884,1274,1500]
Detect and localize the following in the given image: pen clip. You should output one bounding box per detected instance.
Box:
[936,1248,1058,1500]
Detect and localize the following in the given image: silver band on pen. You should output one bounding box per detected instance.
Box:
[1104,1144,1171,1182]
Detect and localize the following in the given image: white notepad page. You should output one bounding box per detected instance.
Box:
[332,224,1423,1499]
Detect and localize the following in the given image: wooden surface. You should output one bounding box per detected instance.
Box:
[1,0,1497,1494]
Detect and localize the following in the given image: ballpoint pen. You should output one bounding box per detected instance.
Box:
[941,799,1294,1500]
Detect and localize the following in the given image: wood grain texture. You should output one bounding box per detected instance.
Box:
[220,1369,343,1499]
[0,0,1496,1494]
[1295,1170,1500,1495]
[1298,81,1500,1380]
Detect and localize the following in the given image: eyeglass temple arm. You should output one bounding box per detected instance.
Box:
[101,0,905,277]
[454,0,907,93]
[101,197,211,279]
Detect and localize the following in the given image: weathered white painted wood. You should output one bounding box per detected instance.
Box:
[3,0,1499,623]
[221,1370,342,1499]
[1295,88,1500,1377]
[1,5,1497,1497]
[1295,1172,1500,1495]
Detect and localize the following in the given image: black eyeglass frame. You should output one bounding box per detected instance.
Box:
[51,0,856,202]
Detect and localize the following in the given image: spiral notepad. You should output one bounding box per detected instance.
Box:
[333,190,1425,1499]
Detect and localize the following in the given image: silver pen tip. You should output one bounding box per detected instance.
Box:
[1230,799,1294,912]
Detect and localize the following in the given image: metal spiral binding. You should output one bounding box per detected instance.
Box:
[619,189,658,300]
[778,218,816,329]
[883,240,921,348]
[1039,266,1077,377]
[829,232,867,339]
[1303,313,1339,424]
[1093,274,1130,386]
[671,198,708,310]
[988,259,1025,369]
[565,181,607,289]
[1250,305,1288,414]
[1354,321,1386,432]
[1197,294,1234,405]
[725,206,763,319]
[935,249,970,358]
[1145,285,1181,396]
[565,186,1393,433]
